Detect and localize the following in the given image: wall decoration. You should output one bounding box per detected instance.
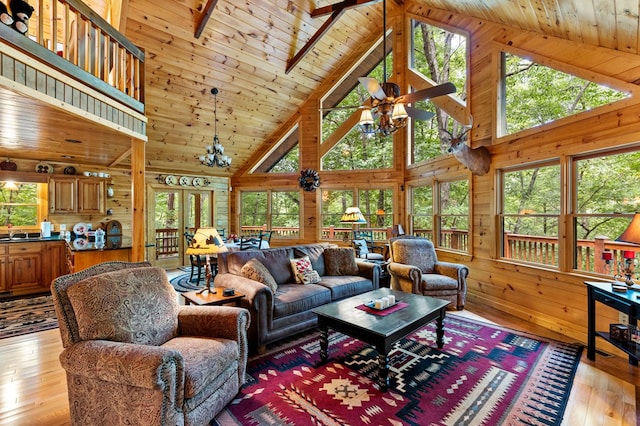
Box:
[299,168,320,192]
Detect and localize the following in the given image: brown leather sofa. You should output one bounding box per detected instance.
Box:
[215,243,380,353]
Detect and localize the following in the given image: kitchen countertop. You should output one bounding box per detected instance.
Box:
[67,238,132,251]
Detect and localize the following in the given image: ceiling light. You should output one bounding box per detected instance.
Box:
[199,88,232,168]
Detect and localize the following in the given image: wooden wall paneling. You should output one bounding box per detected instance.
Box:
[130,137,145,261]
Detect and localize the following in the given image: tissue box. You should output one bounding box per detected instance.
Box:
[610,323,629,341]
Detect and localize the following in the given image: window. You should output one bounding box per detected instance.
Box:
[499,163,560,266]
[573,149,640,274]
[409,19,468,165]
[438,179,469,252]
[500,52,628,136]
[1,182,46,230]
[239,190,300,238]
[253,125,300,173]
[320,188,393,241]
[320,189,354,241]
[321,37,394,171]
[410,185,433,240]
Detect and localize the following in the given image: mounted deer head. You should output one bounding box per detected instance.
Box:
[443,122,491,176]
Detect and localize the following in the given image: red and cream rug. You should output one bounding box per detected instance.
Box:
[214,315,582,426]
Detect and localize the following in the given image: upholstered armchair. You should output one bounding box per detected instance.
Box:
[51,261,250,426]
[387,237,469,310]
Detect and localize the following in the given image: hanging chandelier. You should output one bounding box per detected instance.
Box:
[199,87,232,168]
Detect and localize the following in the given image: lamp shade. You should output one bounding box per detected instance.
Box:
[616,213,640,245]
[340,207,367,224]
[359,109,374,125]
[186,227,228,255]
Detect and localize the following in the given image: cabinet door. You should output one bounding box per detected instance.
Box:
[50,178,77,213]
[7,253,42,290]
[42,242,68,288]
[78,180,105,213]
[0,255,6,293]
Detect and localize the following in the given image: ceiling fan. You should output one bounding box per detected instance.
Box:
[324,0,457,136]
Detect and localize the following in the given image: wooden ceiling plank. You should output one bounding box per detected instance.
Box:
[194,0,219,39]
[614,0,640,53]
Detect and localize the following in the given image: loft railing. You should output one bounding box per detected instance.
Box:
[1,0,144,113]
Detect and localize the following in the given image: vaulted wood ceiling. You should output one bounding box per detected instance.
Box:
[3,0,640,176]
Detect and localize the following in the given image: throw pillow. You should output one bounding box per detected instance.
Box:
[324,247,359,276]
[290,256,313,283]
[241,258,278,293]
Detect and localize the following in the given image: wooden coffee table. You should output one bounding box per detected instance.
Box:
[313,288,449,391]
[182,289,244,307]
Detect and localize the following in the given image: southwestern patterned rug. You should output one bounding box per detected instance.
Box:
[214,315,582,426]
[0,295,58,339]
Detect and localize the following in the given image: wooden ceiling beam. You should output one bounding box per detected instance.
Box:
[311,0,380,18]
[194,0,219,39]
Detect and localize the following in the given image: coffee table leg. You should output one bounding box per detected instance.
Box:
[318,324,329,365]
[436,310,445,349]
[377,351,389,392]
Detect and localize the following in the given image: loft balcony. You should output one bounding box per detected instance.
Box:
[0,0,146,165]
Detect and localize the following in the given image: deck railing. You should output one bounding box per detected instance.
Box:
[3,0,144,112]
[154,227,634,274]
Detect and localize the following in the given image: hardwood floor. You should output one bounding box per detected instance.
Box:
[0,299,637,425]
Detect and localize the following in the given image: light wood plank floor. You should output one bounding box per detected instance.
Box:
[0,298,637,425]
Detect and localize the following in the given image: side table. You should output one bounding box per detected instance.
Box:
[585,281,639,366]
[182,289,244,307]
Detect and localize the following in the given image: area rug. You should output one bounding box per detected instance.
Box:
[0,295,58,339]
[169,273,205,292]
[214,315,582,426]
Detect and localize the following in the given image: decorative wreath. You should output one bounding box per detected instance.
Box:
[299,168,320,192]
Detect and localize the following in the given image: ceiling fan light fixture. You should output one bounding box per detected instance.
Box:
[391,102,408,120]
[359,109,375,125]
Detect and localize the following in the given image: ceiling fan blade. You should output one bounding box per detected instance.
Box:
[405,106,434,121]
[398,82,457,104]
[358,77,387,100]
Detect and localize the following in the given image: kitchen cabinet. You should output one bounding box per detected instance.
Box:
[0,241,68,296]
[7,242,43,291]
[49,177,106,214]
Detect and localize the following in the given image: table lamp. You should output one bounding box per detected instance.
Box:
[186,227,228,294]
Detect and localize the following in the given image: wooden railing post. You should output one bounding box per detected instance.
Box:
[594,236,608,274]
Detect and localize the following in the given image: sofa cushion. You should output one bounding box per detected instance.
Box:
[161,336,238,399]
[273,284,331,318]
[299,270,321,284]
[319,275,375,300]
[324,247,359,276]
[66,267,179,345]
[241,258,278,293]
[224,247,295,284]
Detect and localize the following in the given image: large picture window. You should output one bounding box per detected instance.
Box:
[573,150,640,274]
[499,163,560,266]
[410,185,433,240]
[240,190,300,238]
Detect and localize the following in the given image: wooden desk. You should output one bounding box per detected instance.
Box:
[585,281,639,365]
[182,289,244,307]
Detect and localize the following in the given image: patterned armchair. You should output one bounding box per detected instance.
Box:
[51,261,250,426]
[387,237,469,310]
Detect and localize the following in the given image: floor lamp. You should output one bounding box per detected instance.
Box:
[185,227,228,294]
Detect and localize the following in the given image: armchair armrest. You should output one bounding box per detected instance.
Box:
[387,262,422,293]
[178,306,249,339]
[435,261,469,286]
[60,340,185,406]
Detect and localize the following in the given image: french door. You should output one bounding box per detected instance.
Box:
[149,187,214,269]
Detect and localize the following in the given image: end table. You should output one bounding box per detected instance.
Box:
[182,289,244,307]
